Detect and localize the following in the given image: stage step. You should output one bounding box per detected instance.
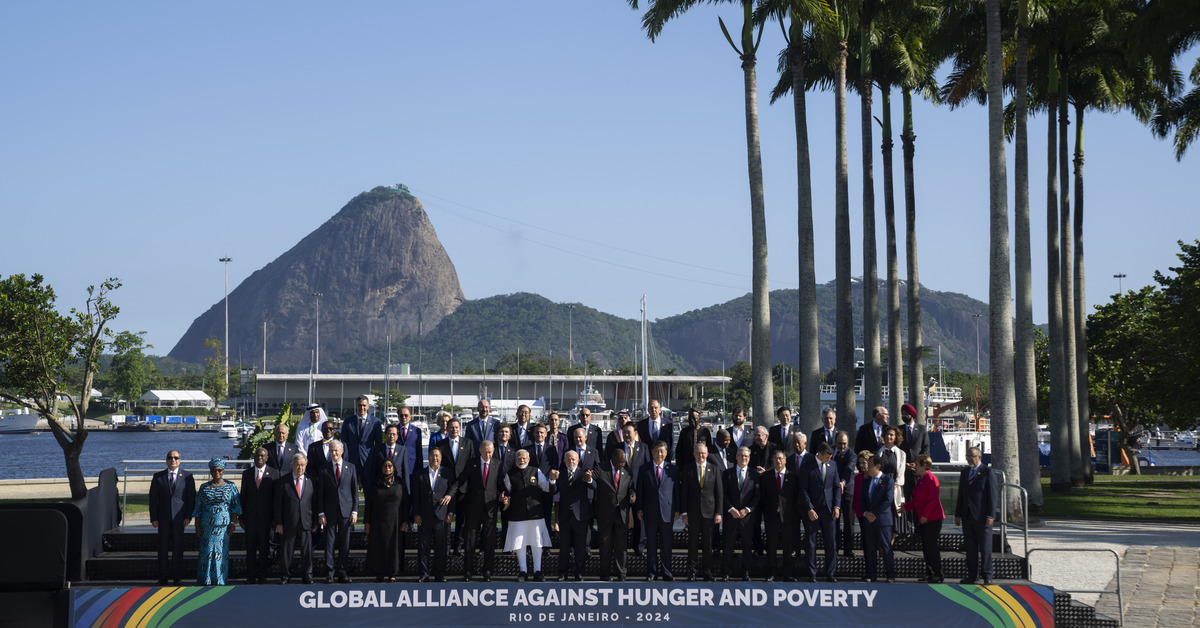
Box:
[1054,591,1121,627]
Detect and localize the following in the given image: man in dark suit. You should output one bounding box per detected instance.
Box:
[809,407,839,454]
[768,406,795,452]
[461,440,503,581]
[898,403,931,497]
[493,424,520,475]
[636,441,678,581]
[675,406,713,465]
[637,399,672,454]
[266,423,299,473]
[680,443,723,581]
[413,447,455,582]
[955,446,998,585]
[785,432,813,476]
[511,404,534,448]
[832,431,858,558]
[760,450,798,581]
[749,426,776,473]
[570,407,604,454]
[464,399,498,451]
[722,446,759,581]
[369,424,411,491]
[862,454,897,583]
[394,405,423,480]
[726,406,750,449]
[604,412,633,457]
[342,395,382,480]
[609,421,647,556]
[436,417,475,555]
[855,406,890,456]
[566,424,600,472]
[594,448,635,581]
[275,453,317,584]
[555,450,594,581]
[526,424,559,533]
[149,449,196,585]
[708,429,736,473]
[316,440,358,583]
[240,447,277,584]
[800,443,843,582]
[305,420,336,479]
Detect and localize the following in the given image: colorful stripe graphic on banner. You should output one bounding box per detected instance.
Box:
[930,584,1052,628]
[74,586,234,628]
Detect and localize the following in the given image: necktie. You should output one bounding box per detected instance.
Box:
[699,464,705,488]
[820,463,827,482]
[738,468,745,489]
[169,472,176,493]
[777,472,783,491]
[907,425,913,441]
[451,440,458,460]
[569,468,575,482]
[256,468,262,488]
[827,430,833,444]
[295,477,303,498]
[388,446,394,459]
[626,444,631,461]
[652,421,659,441]
[536,444,542,460]
[656,465,662,484]
[279,445,285,461]
[483,461,489,484]
[335,464,341,484]
[969,467,977,482]
[614,469,619,487]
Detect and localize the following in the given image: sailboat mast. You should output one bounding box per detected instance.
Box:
[641,295,649,413]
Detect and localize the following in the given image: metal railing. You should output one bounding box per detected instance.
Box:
[119,458,253,530]
[1028,548,1123,626]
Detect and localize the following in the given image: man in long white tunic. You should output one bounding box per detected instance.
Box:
[501,449,559,581]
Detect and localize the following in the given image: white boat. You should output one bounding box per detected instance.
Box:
[218,420,239,438]
[0,412,38,434]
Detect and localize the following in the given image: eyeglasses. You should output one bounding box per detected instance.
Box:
[167,456,180,460]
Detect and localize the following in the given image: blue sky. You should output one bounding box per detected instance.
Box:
[3,2,1196,356]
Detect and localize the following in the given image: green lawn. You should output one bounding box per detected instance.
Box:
[0,495,149,514]
[1038,475,1200,522]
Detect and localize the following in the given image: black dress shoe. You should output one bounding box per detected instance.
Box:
[302,576,314,585]
[617,575,626,582]
[326,574,335,584]
[257,577,266,585]
[721,575,730,583]
[646,575,656,582]
[156,578,168,586]
[376,576,385,583]
[983,578,993,585]
[959,578,977,585]
[517,572,528,582]
[173,579,182,586]
[558,574,568,582]
[435,576,447,582]
[741,574,751,582]
[338,574,350,584]
[765,576,775,582]
[826,576,838,583]
[687,575,697,582]
[574,575,583,582]
[482,574,492,582]
[464,574,473,582]
[661,573,674,582]
[418,575,429,583]
[534,571,545,582]
[703,576,714,582]
[885,578,896,584]
[806,576,817,583]
[279,577,290,585]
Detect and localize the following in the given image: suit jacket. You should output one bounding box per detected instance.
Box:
[342,414,383,475]
[459,454,504,521]
[555,465,594,522]
[707,446,736,473]
[525,441,559,477]
[809,426,839,454]
[726,423,751,449]
[394,422,424,478]
[855,422,885,456]
[492,441,520,476]
[635,462,678,523]
[149,468,196,526]
[316,460,359,520]
[863,473,895,526]
[239,464,278,528]
[905,471,945,522]
[266,441,299,473]
[899,421,931,459]
[786,451,816,477]
[464,416,499,451]
[955,465,998,522]
[637,417,673,452]
[274,472,315,533]
[604,430,626,458]
[748,442,778,471]
[511,421,534,448]
[413,465,455,521]
[833,448,857,501]
[723,465,760,516]
[563,445,600,472]
[436,436,475,485]
[799,460,842,518]
[768,423,795,451]
[593,462,634,525]
[679,459,723,519]
[675,425,713,464]
[367,442,411,491]
[759,467,798,521]
[569,422,604,453]
[305,440,333,479]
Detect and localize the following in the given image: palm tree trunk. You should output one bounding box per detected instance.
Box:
[986,0,1020,519]
[835,38,856,433]
[790,27,820,434]
[742,50,774,430]
[1058,73,1083,486]
[861,21,882,417]
[902,87,925,425]
[1073,100,1091,483]
[881,85,903,423]
[1046,56,1071,493]
[1013,0,1044,510]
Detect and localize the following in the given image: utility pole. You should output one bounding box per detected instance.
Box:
[1113,273,1126,294]
[973,313,983,374]
[312,292,323,375]
[219,257,232,401]
[567,304,576,370]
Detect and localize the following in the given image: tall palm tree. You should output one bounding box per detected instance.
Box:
[859,0,882,417]
[831,0,857,435]
[986,0,1020,518]
[630,0,775,427]
[1133,0,1199,160]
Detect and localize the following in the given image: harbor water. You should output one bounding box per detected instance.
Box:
[0,430,241,480]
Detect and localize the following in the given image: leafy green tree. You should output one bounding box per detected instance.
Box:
[110,331,150,408]
[202,337,227,408]
[0,274,125,499]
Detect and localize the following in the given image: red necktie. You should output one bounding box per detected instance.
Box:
[335,464,341,484]
[777,473,783,491]
[388,447,394,459]
[295,477,302,498]
[483,462,489,483]
[656,466,662,484]
[614,469,619,487]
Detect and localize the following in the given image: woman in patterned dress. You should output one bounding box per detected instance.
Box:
[192,457,242,585]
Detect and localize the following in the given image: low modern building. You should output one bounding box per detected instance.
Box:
[139,390,214,409]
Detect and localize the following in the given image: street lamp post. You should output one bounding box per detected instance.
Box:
[972,313,983,374]
[567,304,576,370]
[1113,273,1126,294]
[219,257,232,401]
[312,292,322,375]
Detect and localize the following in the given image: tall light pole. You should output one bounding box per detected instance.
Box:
[1113,273,1126,294]
[972,313,983,374]
[219,257,232,400]
[567,304,576,370]
[311,291,322,375]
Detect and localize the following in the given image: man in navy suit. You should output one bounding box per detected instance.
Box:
[637,399,672,455]
[316,441,358,583]
[726,406,750,449]
[240,447,277,584]
[955,446,998,585]
[680,443,723,581]
[555,450,594,581]
[305,420,336,479]
[566,424,600,472]
[414,447,455,582]
[800,443,843,582]
[768,406,795,452]
[342,395,382,480]
[760,450,797,581]
[594,448,635,581]
[461,440,503,582]
[525,424,559,533]
[832,431,858,558]
[512,404,534,448]
[369,424,411,492]
[436,417,475,555]
[266,423,299,473]
[275,453,317,584]
[809,407,839,454]
[722,446,759,581]
[570,407,604,454]
[636,441,678,581]
[862,454,897,583]
[394,405,423,479]
[465,399,498,451]
[149,449,196,585]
